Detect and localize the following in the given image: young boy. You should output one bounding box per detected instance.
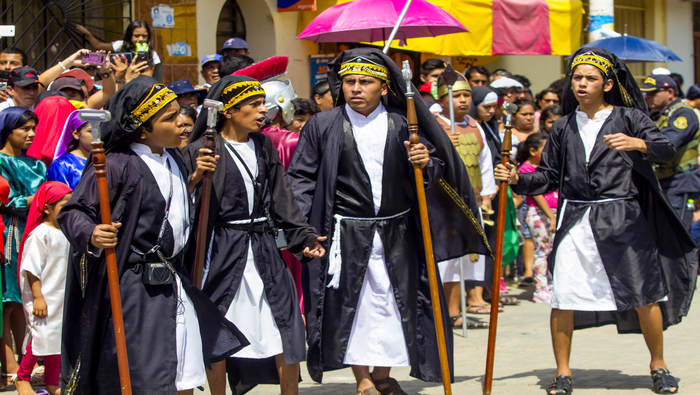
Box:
[495,48,697,395]
[58,76,246,395]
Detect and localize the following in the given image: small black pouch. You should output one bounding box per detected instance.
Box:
[274,228,288,249]
[142,262,174,286]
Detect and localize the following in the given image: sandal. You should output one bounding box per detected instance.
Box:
[358,387,381,395]
[518,277,534,287]
[651,369,679,394]
[451,316,489,329]
[373,377,409,395]
[546,375,573,394]
[500,296,520,306]
[467,304,503,314]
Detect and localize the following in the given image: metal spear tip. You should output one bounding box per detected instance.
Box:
[401,60,413,81]
[502,102,517,127]
[78,109,112,143]
[203,99,223,111]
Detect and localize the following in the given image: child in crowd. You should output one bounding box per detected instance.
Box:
[539,105,562,134]
[517,133,558,303]
[47,111,92,189]
[15,182,72,395]
[0,107,47,377]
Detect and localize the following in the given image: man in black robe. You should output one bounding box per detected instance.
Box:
[641,74,700,229]
[496,48,697,395]
[183,75,326,395]
[287,48,490,395]
[58,76,248,395]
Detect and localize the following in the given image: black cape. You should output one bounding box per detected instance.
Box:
[59,149,247,395]
[182,132,319,385]
[515,107,698,333]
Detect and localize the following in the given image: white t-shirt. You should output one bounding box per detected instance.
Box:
[112,40,162,64]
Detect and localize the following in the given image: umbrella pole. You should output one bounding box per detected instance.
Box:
[382,0,413,54]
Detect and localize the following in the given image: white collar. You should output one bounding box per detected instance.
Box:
[130,143,168,160]
[575,106,613,121]
[345,102,386,122]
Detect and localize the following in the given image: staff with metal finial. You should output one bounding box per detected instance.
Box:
[401,60,452,395]
[78,109,132,395]
[192,99,223,289]
[483,101,517,395]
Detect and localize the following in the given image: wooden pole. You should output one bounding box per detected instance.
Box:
[92,140,133,395]
[403,61,452,395]
[483,106,515,395]
[192,100,223,289]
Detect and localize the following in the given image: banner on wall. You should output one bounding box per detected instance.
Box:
[167,42,192,57]
[278,0,316,12]
[309,55,333,93]
[151,4,175,28]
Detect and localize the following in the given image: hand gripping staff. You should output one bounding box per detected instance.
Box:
[78,109,132,395]
[401,61,452,395]
[483,101,517,395]
[193,99,224,289]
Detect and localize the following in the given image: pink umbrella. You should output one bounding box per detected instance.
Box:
[297,0,468,47]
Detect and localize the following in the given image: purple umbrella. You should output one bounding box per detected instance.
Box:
[297,0,468,50]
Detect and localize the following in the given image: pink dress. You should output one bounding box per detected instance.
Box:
[520,162,558,208]
[259,126,304,313]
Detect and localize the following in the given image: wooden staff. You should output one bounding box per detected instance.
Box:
[401,61,452,395]
[483,102,517,395]
[78,109,132,395]
[192,99,223,289]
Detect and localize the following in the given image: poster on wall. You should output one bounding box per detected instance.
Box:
[278,0,315,12]
[167,42,192,57]
[151,4,175,28]
[309,55,333,93]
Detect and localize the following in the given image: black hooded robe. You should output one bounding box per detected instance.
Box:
[59,149,247,395]
[182,132,319,386]
[514,107,697,332]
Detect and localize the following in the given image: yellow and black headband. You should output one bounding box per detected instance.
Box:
[570,51,613,77]
[129,84,177,127]
[221,80,265,111]
[339,56,389,82]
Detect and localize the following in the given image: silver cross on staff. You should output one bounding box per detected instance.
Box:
[401,60,413,96]
[78,109,112,143]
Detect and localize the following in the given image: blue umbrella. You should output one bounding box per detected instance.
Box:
[580,34,682,63]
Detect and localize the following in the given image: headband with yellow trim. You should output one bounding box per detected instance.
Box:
[221,80,265,111]
[128,84,177,127]
[570,51,613,77]
[437,81,471,98]
[339,56,389,82]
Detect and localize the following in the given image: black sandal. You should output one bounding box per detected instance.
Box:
[651,369,679,394]
[546,375,572,394]
[450,316,489,329]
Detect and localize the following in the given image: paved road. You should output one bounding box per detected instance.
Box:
[7,284,698,394]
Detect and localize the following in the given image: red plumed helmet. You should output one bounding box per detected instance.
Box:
[233,56,289,82]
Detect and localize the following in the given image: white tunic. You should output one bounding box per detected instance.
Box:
[343,103,410,367]
[20,224,70,356]
[222,139,284,359]
[550,108,617,311]
[130,143,205,390]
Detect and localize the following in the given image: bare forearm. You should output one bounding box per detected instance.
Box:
[532,195,555,219]
[27,272,44,301]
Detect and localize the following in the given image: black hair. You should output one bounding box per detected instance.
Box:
[292,98,318,117]
[513,99,536,114]
[535,88,560,110]
[512,75,531,88]
[464,65,490,81]
[218,53,255,77]
[670,73,684,98]
[1,111,38,148]
[420,59,446,76]
[548,78,566,99]
[539,105,562,131]
[311,80,330,98]
[491,69,512,79]
[178,104,197,121]
[119,20,154,66]
[1,47,28,67]
[66,122,92,152]
[515,132,548,165]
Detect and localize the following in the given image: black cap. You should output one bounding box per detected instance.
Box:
[8,67,43,87]
[641,75,677,92]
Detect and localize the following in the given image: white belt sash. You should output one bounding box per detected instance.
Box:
[557,197,633,230]
[327,209,411,289]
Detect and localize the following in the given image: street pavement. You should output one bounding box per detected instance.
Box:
[6,283,698,394]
